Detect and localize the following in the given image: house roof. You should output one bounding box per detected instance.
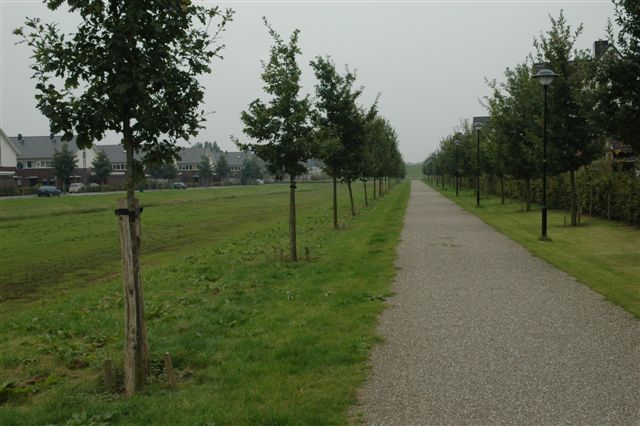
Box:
[178,147,211,164]
[214,151,267,168]
[609,140,634,155]
[96,144,144,162]
[472,116,490,127]
[10,134,80,159]
[0,127,21,156]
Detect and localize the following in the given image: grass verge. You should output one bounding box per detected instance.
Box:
[429,182,640,319]
[0,181,409,425]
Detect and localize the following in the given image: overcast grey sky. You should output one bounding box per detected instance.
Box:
[1,0,615,162]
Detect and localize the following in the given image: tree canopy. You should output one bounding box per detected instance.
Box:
[238,19,314,182]
[593,0,640,154]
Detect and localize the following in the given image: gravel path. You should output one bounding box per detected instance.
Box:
[358,181,640,425]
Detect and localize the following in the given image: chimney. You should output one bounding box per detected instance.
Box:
[594,40,610,60]
[50,133,55,143]
[18,133,23,142]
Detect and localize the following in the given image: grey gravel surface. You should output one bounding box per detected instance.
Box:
[358,181,640,425]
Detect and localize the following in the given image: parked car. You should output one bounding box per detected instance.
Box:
[37,186,62,197]
[173,182,187,190]
[68,182,84,193]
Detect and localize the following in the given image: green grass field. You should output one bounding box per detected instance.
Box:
[429,182,640,318]
[0,181,409,424]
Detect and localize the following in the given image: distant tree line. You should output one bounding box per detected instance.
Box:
[423,7,640,226]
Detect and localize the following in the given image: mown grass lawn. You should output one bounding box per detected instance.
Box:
[0,181,409,425]
[431,183,640,318]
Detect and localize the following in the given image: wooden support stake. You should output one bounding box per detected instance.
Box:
[164,352,177,391]
[103,358,113,393]
[117,199,140,396]
[305,246,310,261]
[132,200,150,377]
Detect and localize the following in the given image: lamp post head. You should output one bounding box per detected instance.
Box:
[473,122,484,131]
[533,69,559,86]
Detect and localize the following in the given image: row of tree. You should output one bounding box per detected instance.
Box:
[424,4,640,227]
[17,3,404,395]
[238,19,405,261]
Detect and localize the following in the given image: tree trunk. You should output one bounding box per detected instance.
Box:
[347,180,356,216]
[570,169,577,226]
[500,175,505,205]
[121,133,148,396]
[372,177,377,200]
[525,178,531,212]
[379,177,383,197]
[332,176,338,230]
[289,178,298,262]
[363,179,368,207]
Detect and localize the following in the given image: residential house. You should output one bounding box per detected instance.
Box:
[96,144,145,187]
[177,146,214,185]
[472,116,490,128]
[607,139,637,171]
[0,127,21,187]
[214,151,266,185]
[10,134,98,187]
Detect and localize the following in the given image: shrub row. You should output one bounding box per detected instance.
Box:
[436,160,639,226]
[482,160,640,226]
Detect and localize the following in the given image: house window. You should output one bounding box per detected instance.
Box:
[27,161,32,168]
[231,165,241,172]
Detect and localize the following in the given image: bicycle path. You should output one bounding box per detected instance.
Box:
[358,180,639,425]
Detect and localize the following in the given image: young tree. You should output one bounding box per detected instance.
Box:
[534,11,601,225]
[198,155,213,186]
[311,56,375,220]
[241,156,263,185]
[593,2,640,155]
[481,121,508,204]
[92,149,112,185]
[52,142,77,191]
[487,63,542,211]
[15,1,233,395]
[238,20,313,262]
[214,154,230,185]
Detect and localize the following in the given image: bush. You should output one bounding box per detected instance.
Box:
[480,159,640,226]
[0,186,39,197]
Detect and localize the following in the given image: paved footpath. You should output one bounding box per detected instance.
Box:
[358,181,640,425]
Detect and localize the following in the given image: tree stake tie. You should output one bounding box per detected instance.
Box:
[114,207,144,219]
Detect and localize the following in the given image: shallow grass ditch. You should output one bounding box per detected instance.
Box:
[430,182,640,319]
[0,181,409,425]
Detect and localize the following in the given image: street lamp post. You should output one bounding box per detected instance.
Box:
[472,122,483,207]
[533,68,558,240]
[453,139,461,196]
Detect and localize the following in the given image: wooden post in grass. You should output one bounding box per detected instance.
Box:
[305,246,310,261]
[103,358,113,393]
[117,199,145,396]
[164,352,177,391]
[133,202,150,376]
